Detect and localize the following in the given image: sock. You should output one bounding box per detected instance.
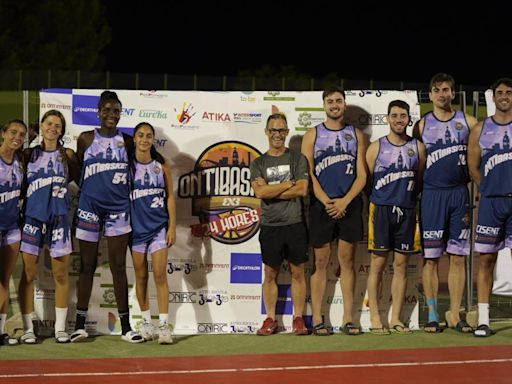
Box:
[141,310,151,323]
[159,313,168,327]
[55,307,68,333]
[22,314,34,332]
[478,303,490,326]
[0,313,6,334]
[75,308,88,330]
[426,298,439,323]
[119,311,131,335]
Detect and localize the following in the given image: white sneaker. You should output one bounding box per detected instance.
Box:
[121,330,144,343]
[55,331,71,343]
[70,329,88,343]
[0,333,18,345]
[20,330,37,344]
[158,324,173,345]
[136,320,155,341]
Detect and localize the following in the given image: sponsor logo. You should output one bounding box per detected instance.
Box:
[179,141,262,244]
[171,102,199,129]
[197,322,228,333]
[100,285,117,308]
[139,91,168,99]
[139,109,167,119]
[108,312,121,333]
[233,112,262,124]
[72,95,99,126]
[40,102,71,111]
[261,284,293,315]
[202,111,232,122]
[230,253,262,284]
[197,290,228,306]
[169,291,197,303]
[229,321,259,333]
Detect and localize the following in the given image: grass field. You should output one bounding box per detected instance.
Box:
[2,320,512,361]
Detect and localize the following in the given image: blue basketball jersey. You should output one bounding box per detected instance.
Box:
[131,159,168,245]
[370,136,419,208]
[0,154,23,231]
[80,129,130,211]
[313,123,357,198]
[25,148,70,221]
[479,117,512,197]
[422,111,470,188]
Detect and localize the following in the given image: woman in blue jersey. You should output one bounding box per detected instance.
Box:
[130,122,176,344]
[18,110,79,344]
[0,119,26,346]
[71,91,143,343]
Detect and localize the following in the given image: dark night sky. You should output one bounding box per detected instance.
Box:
[103,2,507,87]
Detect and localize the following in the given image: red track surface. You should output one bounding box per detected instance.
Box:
[1,345,511,384]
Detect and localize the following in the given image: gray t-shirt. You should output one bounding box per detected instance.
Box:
[250,148,308,226]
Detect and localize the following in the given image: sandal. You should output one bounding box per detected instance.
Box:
[121,330,144,343]
[390,324,412,334]
[312,323,331,336]
[474,324,496,338]
[453,320,473,333]
[341,322,362,335]
[369,327,391,335]
[424,321,443,333]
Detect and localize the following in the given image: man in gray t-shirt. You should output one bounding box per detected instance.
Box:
[249,112,309,336]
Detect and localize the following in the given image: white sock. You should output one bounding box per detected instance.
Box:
[0,313,6,334]
[141,310,152,323]
[55,307,68,333]
[478,303,490,326]
[22,314,34,332]
[159,313,168,326]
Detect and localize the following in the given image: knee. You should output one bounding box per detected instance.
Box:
[153,270,167,286]
[53,269,69,286]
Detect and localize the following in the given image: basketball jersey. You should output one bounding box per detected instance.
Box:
[313,123,357,198]
[422,111,470,188]
[25,147,69,221]
[131,159,168,244]
[80,129,130,211]
[0,154,23,231]
[370,136,419,208]
[479,117,512,197]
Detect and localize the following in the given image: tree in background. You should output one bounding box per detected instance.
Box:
[0,0,110,70]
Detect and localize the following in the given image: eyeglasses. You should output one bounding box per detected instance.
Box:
[267,128,289,135]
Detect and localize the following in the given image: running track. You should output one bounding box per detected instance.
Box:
[1,345,511,383]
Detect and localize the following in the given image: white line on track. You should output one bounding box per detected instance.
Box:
[2,358,512,379]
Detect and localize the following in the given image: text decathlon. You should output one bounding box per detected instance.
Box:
[0,189,20,203]
[232,265,260,271]
[375,171,415,190]
[427,145,466,168]
[83,163,127,180]
[131,187,164,200]
[315,154,355,175]
[484,152,512,176]
[26,176,66,197]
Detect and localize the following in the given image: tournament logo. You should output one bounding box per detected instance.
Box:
[179,141,262,244]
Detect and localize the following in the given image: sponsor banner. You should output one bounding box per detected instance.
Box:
[35,89,420,334]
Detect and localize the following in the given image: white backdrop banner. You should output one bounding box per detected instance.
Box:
[34,89,421,335]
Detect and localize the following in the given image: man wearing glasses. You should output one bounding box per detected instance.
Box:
[250,113,310,336]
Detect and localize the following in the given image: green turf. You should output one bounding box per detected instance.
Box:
[2,321,512,361]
